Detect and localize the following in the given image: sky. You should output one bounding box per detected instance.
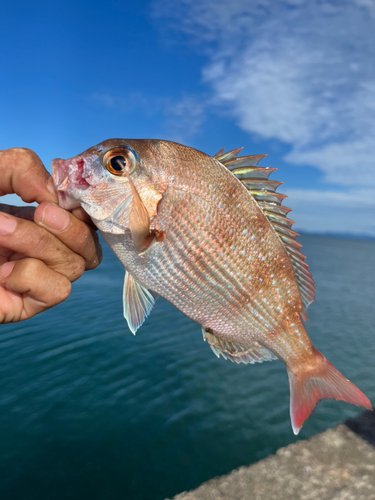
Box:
[1,0,375,237]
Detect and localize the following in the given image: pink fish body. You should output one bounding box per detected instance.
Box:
[52,139,371,433]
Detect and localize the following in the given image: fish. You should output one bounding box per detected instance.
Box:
[52,139,372,434]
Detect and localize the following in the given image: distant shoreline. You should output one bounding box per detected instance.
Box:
[296,231,375,242]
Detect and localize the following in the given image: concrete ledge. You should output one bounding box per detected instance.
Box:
[169,410,375,500]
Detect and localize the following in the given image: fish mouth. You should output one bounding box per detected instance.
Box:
[52,157,90,210]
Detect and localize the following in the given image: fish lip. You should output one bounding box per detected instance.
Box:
[52,157,90,210]
[52,158,68,191]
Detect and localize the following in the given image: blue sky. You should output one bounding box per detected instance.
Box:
[2,0,375,236]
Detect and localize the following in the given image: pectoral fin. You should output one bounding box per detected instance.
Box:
[123,271,156,334]
[127,175,154,252]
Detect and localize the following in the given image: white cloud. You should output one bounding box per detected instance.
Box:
[355,0,375,17]
[283,188,375,236]
[283,188,375,209]
[155,0,375,187]
[153,0,375,235]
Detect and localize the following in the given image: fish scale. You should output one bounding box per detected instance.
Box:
[120,186,306,355]
[52,138,371,434]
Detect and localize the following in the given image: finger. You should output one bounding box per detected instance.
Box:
[0,203,36,221]
[34,202,102,270]
[0,211,86,282]
[71,207,98,229]
[0,148,57,204]
[0,245,28,266]
[0,246,14,266]
[0,205,37,264]
[0,259,71,323]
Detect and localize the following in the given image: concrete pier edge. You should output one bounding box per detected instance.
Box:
[168,410,375,500]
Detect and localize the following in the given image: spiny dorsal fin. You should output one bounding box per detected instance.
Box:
[214,147,244,163]
[123,271,156,334]
[213,147,225,158]
[202,328,277,364]
[216,149,316,314]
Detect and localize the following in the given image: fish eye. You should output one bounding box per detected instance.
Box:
[102,148,136,176]
[110,156,127,172]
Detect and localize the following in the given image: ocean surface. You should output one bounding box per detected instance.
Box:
[0,235,374,500]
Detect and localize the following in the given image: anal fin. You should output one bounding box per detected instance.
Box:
[123,271,156,334]
[202,328,277,364]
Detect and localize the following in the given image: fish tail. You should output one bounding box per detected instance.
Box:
[287,348,372,435]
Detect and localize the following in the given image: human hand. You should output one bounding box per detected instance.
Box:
[0,148,102,323]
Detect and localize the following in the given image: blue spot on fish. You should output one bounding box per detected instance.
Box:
[126,146,140,162]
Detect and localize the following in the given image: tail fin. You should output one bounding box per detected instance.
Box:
[287,349,372,435]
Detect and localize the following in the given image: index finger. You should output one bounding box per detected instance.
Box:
[0,148,58,205]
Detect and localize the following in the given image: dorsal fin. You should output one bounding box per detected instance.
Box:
[214,147,244,162]
[216,149,316,314]
[213,147,225,158]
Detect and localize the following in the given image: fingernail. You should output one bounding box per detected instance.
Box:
[0,213,17,235]
[41,203,70,231]
[47,177,58,198]
[0,261,15,279]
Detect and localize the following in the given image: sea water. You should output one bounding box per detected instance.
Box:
[1,235,374,500]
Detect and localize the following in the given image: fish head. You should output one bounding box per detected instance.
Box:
[52,139,163,235]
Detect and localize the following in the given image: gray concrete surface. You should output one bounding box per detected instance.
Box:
[168,410,375,500]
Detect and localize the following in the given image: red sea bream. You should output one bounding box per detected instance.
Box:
[52,139,372,433]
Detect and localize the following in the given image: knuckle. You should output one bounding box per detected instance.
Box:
[33,228,52,254]
[77,227,92,252]
[86,236,103,270]
[54,277,71,303]
[68,255,86,282]
[47,275,72,307]
[96,243,103,266]
[22,258,43,283]
[78,222,94,245]
[71,224,102,271]
[12,148,40,166]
